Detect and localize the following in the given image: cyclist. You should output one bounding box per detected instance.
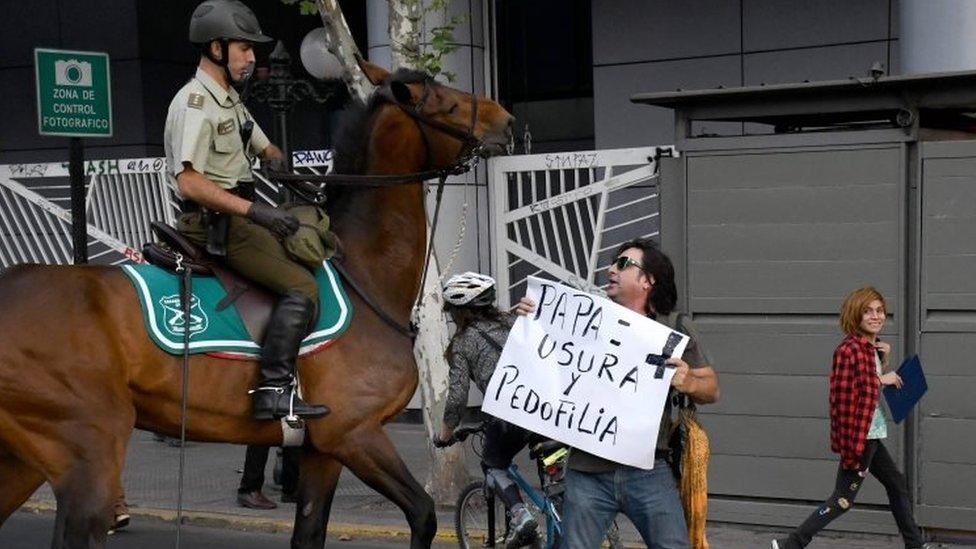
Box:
[436,272,539,549]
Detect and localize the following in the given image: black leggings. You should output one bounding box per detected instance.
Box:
[480,419,538,509]
[481,419,533,471]
[789,440,924,548]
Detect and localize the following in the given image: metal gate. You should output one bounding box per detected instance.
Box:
[489,146,674,307]
[0,151,333,268]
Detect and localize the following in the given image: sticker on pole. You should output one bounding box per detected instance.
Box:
[481,276,689,469]
[34,48,113,138]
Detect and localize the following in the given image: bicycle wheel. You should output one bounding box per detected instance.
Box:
[455,480,507,549]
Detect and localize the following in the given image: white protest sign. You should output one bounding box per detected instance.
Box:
[482,277,689,469]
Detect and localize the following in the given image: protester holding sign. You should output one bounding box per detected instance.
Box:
[772,287,934,549]
[435,272,540,549]
[514,238,719,549]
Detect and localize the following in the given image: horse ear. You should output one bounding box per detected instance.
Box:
[356,53,389,86]
[390,81,414,104]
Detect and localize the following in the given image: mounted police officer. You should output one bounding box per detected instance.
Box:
[164,0,329,420]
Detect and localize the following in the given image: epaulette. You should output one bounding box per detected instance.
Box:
[187,93,205,110]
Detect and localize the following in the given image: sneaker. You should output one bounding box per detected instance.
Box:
[505,506,539,549]
[112,498,130,531]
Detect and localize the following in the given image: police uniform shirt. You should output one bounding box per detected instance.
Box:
[164,67,270,191]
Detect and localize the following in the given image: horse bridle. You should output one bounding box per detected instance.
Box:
[381,77,484,168]
[263,76,490,340]
[266,77,485,196]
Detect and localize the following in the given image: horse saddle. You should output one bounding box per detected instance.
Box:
[142,221,275,344]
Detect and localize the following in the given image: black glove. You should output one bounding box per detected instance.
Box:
[246,201,299,238]
[432,436,450,448]
[264,156,288,174]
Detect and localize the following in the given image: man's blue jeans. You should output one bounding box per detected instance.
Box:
[562,460,689,549]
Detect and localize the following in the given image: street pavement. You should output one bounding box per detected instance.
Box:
[7,424,973,548]
[2,511,456,548]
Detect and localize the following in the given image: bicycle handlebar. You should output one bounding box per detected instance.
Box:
[433,422,486,448]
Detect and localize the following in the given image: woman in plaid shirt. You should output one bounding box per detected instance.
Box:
[773,287,932,549]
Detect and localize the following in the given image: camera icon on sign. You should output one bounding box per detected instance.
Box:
[54,59,93,87]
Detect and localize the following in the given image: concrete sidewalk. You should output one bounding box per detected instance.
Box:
[26,425,969,548]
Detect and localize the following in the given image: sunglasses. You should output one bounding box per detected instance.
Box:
[611,256,644,272]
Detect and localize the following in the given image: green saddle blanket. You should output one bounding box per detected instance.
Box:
[121,261,352,357]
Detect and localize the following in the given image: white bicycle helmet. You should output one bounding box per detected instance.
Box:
[442,272,496,307]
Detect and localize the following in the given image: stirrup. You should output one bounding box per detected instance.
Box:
[248,385,293,420]
[249,385,317,424]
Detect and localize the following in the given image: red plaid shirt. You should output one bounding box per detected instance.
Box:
[829,334,880,470]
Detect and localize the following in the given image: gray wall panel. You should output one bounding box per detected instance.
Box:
[922,156,976,321]
[926,256,976,294]
[920,462,976,508]
[690,260,899,305]
[742,0,890,51]
[592,0,740,65]
[744,42,892,86]
[918,376,976,420]
[921,418,976,465]
[677,141,909,522]
[709,455,890,503]
[593,57,741,149]
[923,219,976,256]
[687,148,901,190]
[700,332,841,375]
[686,147,901,314]
[702,415,834,459]
[917,333,976,376]
[917,148,976,520]
[689,223,894,262]
[688,186,897,225]
[705,373,829,417]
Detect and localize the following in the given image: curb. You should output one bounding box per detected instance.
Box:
[21,501,459,542]
[21,501,646,547]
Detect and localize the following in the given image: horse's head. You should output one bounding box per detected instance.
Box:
[358,57,515,169]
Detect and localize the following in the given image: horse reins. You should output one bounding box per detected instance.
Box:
[263,76,485,339]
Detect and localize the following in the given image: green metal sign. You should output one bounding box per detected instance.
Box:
[34,48,113,137]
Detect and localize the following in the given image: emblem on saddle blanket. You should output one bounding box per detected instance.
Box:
[121,260,352,359]
[159,294,209,338]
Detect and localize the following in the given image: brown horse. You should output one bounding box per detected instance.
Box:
[0,60,513,549]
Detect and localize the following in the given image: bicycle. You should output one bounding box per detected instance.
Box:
[443,422,623,549]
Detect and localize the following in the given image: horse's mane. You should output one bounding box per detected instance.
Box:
[327,69,432,210]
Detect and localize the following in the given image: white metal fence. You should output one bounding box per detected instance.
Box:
[0,151,334,269]
[489,146,674,307]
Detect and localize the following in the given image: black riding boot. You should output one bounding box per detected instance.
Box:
[251,291,330,420]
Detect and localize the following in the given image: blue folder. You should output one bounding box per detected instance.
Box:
[883,355,927,424]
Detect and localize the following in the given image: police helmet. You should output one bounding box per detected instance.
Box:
[189,0,273,44]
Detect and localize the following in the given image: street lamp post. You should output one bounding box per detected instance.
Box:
[248,40,334,200]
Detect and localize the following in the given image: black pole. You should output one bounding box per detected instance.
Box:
[69,137,87,264]
[274,105,291,203]
[269,41,292,202]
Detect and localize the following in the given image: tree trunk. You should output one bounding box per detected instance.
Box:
[313,0,375,102]
[388,0,422,70]
[412,252,471,504]
[388,0,470,505]
[317,0,471,505]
